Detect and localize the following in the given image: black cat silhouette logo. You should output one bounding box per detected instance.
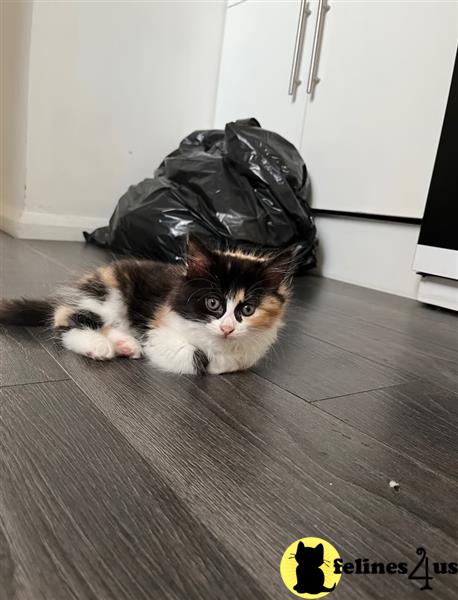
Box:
[280,537,342,598]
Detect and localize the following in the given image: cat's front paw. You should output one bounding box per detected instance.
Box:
[87,337,115,361]
[62,329,116,361]
[144,331,198,374]
[105,328,142,359]
[207,355,243,375]
[114,337,142,359]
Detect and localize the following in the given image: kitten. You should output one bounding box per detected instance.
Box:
[0,237,296,375]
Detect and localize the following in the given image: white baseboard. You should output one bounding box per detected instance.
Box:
[315,215,422,299]
[0,210,107,241]
[417,276,458,311]
[0,210,439,304]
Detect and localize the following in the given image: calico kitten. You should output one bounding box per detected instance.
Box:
[0,237,296,375]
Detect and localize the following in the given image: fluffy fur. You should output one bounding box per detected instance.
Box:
[0,237,296,375]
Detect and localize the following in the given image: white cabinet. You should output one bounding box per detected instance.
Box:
[301,0,457,218]
[215,0,310,149]
[215,0,457,218]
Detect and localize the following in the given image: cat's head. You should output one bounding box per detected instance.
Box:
[295,542,324,567]
[172,236,297,340]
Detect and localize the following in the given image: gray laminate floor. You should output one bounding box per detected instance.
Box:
[0,232,457,600]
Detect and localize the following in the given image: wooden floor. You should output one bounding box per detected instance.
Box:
[0,231,457,600]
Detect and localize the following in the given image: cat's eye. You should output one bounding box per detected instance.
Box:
[241,303,255,317]
[205,296,222,312]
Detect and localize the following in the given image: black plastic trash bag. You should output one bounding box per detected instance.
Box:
[85,118,317,272]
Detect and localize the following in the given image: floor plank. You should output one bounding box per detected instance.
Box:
[254,314,411,401]
[0,380,264,600]
[0,233,72,299]
[282,294,458,393]
[295,275,458,352]
[0,325,67,387]
[317,380,458,479]
[32,333,458,599]
[24,239,113,275]
[297,274,457,328]
[0,516,15,600]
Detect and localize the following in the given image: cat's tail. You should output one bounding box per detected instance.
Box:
[322,583,336,592]
[0,298,53,326]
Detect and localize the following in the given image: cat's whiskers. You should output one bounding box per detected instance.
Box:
[246,278,273,294]
[185,287,216,304]
[187,276,218,286]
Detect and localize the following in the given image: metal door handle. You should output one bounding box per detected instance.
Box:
[307,0,327,94]
[288,0,308,96]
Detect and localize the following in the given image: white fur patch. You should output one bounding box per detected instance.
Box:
[61,329,115,360]
[144,326,197,374]
[144,307,280,375]
[79,289,129,329]
[214,299,238,334]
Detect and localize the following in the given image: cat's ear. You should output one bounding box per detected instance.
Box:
[186,235,213,277]
[297,541,305,550]
[263,245,299,290]
[315,543,324,561]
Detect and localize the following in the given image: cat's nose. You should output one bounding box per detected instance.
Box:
[220,324,235,337]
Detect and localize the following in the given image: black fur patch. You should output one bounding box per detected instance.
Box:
[79,275,108,299]
[69,310,103,330]
[114,259,182,331]
[0,298,52,326]
[193,349,209,376]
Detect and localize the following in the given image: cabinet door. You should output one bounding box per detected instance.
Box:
[301,0,457,218]
[214,0,311,149]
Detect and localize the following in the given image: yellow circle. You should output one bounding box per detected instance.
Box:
[280,537,342,598]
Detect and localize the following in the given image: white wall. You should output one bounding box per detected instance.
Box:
[2,0,226,240]
[0,0,33,229]
[315,216,421,299]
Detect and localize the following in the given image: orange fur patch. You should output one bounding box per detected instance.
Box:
[53,305,74,327]
[218,249,268,263]
[278,284,291,300]
[78,273,93,285]
[98,265,119,288]
[150,303,171,329]
[233,290,245,305]
[249,294,286,329]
